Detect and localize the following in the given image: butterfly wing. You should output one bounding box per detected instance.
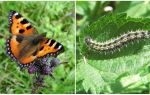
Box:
[9,10,37,35]
[37,38,64,58]
[7,10,38,67]
[6,37,64,67]
[6,35,37,67]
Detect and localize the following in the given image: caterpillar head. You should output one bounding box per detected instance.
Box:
[85,36,92,45]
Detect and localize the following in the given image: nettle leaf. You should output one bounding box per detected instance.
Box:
[77,61,106,94]
[77,13,150,93]
[126,2,150,17]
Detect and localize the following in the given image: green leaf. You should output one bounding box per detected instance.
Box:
[77,13,150,93]
[126,2,150,17]
[77,61,106,94]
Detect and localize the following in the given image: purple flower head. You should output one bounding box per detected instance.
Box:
[50,58,61,68]
[41,65,52,75]
[28,66,37,74]
[28,58,62,76]
[40,57,48,64]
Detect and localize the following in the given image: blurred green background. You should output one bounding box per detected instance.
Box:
[77,1,150,94]
[77,1,150,32]
[0,1,75,94]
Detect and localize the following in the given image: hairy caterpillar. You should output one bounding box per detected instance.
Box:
[85,30,150,53]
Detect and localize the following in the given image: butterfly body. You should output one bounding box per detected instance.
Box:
[6,10,64,67]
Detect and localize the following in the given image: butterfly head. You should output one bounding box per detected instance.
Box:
[32,33,46,45]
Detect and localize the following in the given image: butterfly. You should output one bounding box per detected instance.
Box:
[6,10,64,68]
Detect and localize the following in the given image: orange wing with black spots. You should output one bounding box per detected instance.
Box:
[6,35,38,67]
[37,38,64,58]
[9,10,37,35]
[6,10,64,68]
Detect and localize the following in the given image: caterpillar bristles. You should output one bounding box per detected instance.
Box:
[85,30,150,54]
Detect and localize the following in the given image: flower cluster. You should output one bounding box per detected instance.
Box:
[28,58,62,93]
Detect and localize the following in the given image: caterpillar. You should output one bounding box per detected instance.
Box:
[85,30,150,53]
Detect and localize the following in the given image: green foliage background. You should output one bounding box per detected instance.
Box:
[0,1,75,94]
[77,1,150,94]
